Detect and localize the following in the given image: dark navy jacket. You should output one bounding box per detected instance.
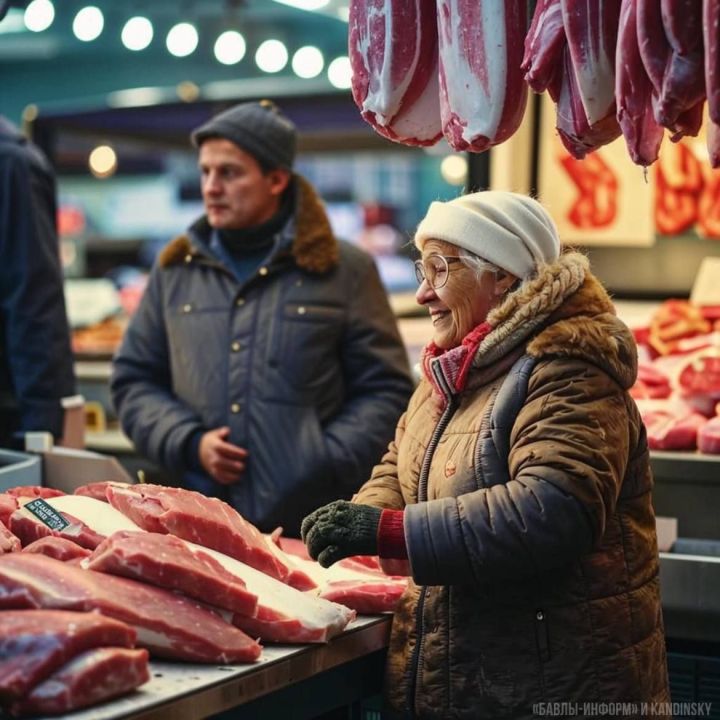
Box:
[0,117,75,445]
[111,176,413,535]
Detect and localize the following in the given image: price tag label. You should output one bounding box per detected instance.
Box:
[23,498,69,531]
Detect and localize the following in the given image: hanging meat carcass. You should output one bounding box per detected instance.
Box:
[561,0,622,126]
[522,0,565,96]
[704,0,720,123]
[657,0,706,129]
[556,43,622,158]
[348,0,442,145]
[437,0,528,152]
[616,0,665,166]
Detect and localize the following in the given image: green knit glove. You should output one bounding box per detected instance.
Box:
[301,500,382,568]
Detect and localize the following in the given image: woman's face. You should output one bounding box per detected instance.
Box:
[415,239,514,349]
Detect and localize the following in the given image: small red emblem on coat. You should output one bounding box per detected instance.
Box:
[444,460,456,478]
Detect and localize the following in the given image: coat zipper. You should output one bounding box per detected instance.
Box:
[406,363,458,717]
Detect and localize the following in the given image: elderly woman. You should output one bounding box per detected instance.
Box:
[302,191,669,718]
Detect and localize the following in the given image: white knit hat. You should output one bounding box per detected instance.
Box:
[414,191,561,278]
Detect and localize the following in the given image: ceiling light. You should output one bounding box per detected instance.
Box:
[327,56,352,89]
[440,155,468,186]
[166,22,198,58]
[24,0,54,32]
[271,0,330,10]
[292,46,324,79]
[255,39,288,73]
[107,87,167,108]
[214,30,246,65]
[89,145,117,179]
[72,6,103,42]
[176,81,200,102]
[121,16,153,51]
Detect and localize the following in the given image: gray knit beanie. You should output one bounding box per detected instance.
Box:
[191,100,297,170]
[415,191,561,279]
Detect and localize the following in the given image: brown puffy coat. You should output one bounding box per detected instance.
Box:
[356,254,670,719]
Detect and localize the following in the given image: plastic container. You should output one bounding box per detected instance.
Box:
[0,448,42,491]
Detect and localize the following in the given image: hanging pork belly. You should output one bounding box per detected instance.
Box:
[437,0,528,152]
[348,0,442,145]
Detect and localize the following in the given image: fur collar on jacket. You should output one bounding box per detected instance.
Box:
[479,251,636,390]
[158,174,339,273]
[423,252,636,396]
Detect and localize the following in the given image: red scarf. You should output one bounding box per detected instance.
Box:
[421,321,493,401]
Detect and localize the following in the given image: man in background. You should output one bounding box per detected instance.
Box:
[112,100,413,536]
[0,116,75,447]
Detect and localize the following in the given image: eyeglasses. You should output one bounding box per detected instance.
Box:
[414,254,463,290]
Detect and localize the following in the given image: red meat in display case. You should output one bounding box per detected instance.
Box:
[104,483,316,590]
[637,399,708,451]
[0,553,262,663]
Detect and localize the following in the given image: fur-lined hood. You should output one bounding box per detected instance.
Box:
[158,174,339,273]
[480,252,637,389]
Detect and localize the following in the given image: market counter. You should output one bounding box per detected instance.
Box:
[29,616,391,720]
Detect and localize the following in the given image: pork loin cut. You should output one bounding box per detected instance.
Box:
[9,507,104,551]
[438,0,528,152]
[290,554,407,614]
[0,494,18,527]
[630,362,672,400]
[349,0,442,146]
[698,414,720,454]
[105,484,315,590]
[0,524,20,555]
[4,487,65,499]
[0,609,135,702]
[273,536,408,613]
[676,348,720,399]
[186,543,355,644]
[73,481,130,502]
[22,537,92,562]
[9,647,149,717]
[0,553,261,663]
[637,399,708,451]
[9,495,142,551]
[85,531,258,617]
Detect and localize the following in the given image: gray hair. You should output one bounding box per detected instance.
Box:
[457,250,499,281]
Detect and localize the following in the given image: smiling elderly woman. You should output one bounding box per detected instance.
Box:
[302,191,669,719]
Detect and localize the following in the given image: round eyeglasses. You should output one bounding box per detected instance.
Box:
[414,254,463,290]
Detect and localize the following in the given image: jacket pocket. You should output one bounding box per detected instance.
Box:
[534,608,551,663]
[269,303,345,390]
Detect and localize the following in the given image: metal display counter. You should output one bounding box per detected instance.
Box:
[651,451,720,648]
[650,451,720,541]
[27,616,391,720]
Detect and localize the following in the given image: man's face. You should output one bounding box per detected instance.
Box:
[198,138,290,229]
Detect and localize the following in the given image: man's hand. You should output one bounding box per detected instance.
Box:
[199,427,248,485]
[301,500,381,568]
